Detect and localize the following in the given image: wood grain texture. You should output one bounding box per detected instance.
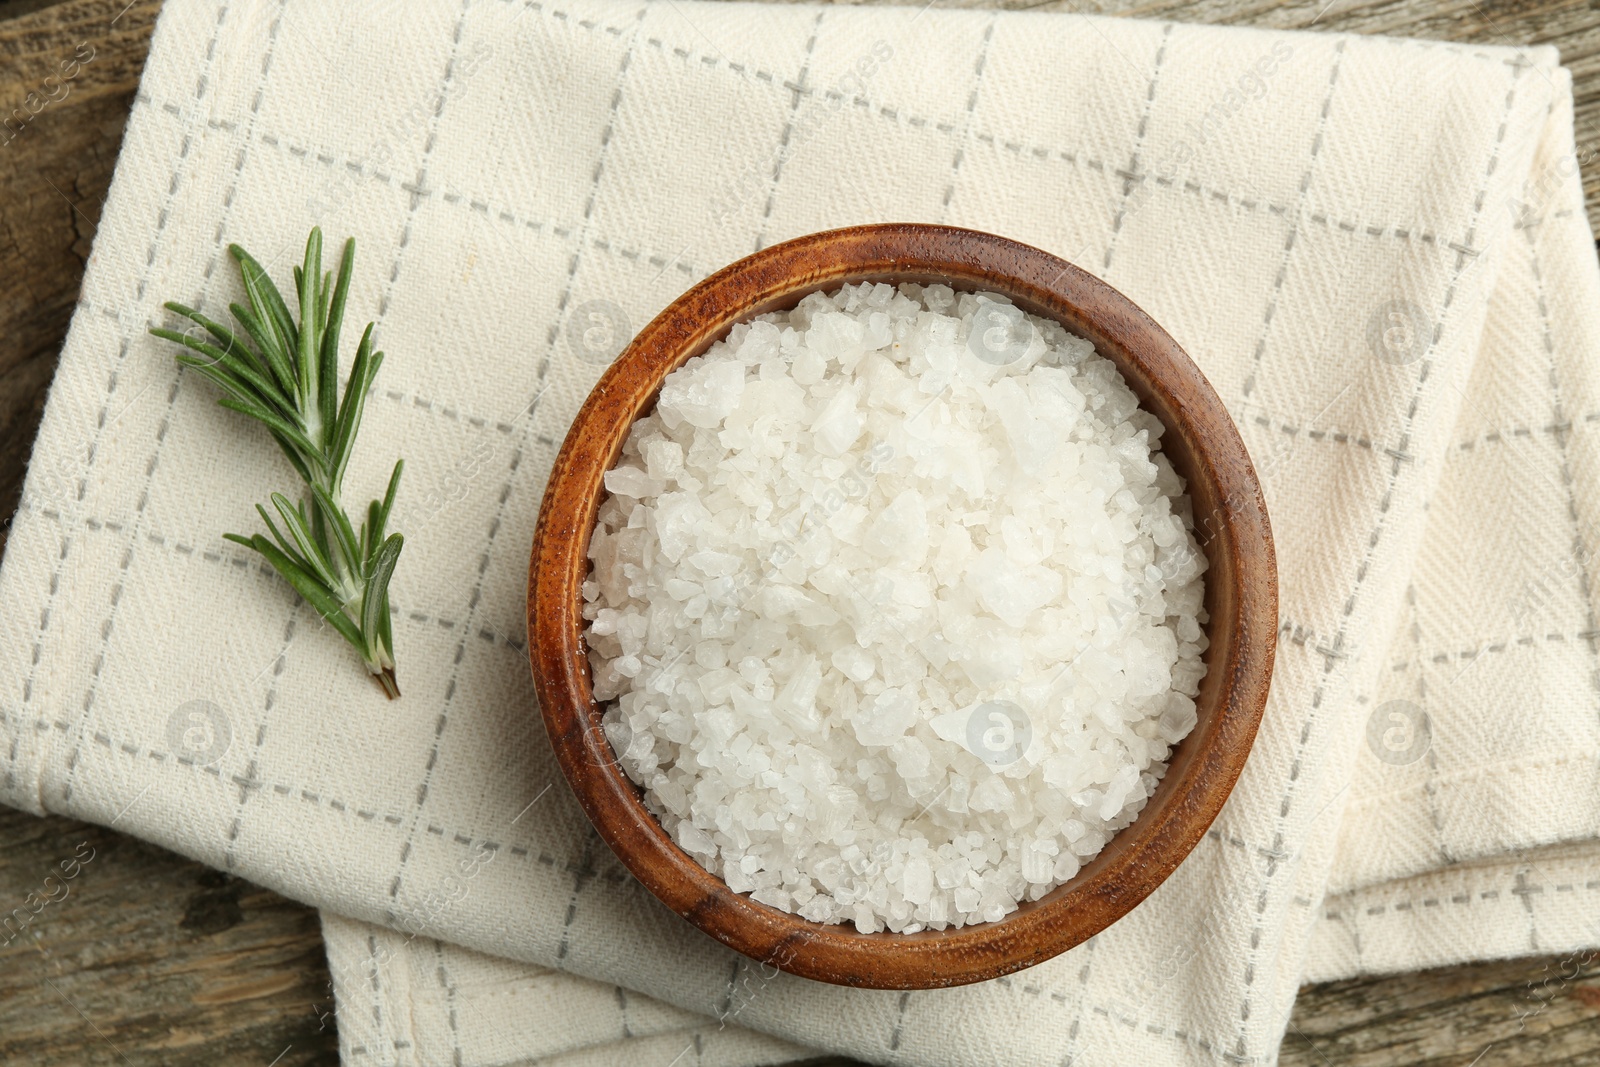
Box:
[1,0,1598,1062]
[0,806,339,1066]
[0,0,158,561]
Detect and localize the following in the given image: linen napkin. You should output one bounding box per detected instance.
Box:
[3,0,1599,1063]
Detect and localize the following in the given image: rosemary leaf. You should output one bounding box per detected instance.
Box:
[161,334,294,415]
[295,229,321,433]
[329,324,378,493]
[271,492,343,593]
[161,302,260,376]
[229,300,297,399]
[373,459,404,552]
[319,242,351,438]
[309,482,362,580]
[214,395,321,460]
[246,533,367,650]
[363,533,404,699]
[231,244,299,372]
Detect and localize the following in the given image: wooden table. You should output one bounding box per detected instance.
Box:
[3,0,1599,1063]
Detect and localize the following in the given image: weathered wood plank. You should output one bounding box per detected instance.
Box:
[0,806,339,1066]
[1284,950,1600,1066]
[0,0,159,559]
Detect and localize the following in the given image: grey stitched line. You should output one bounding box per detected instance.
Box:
[381,2,651,936]
[1362,100,1591,931]
[365,932,385,1050]
[752,9,823,252]
[1326,871,1600,921]
[1228,395,1600,457]
[1496,209,1600,922]
[12,498,538,659]
[1228,52,1528,1063]
[431,941,464,1067]
[1080,1001,1241,1062]
[223,115,708,288]
[1102,23,1174,273]
[490,6,1493,249]
[1228,39,1355,1064]
[1382,627,1600,664]
[1056,934,1099,1066]
[140,46,1483,256]
[34,291,535,437]
[6,2,236,798]
[555,826,600,965]
[714,958,739,1022]
[1404,584,1455,868]
[940,902,1292,1062]
[887,990,911,1051]
[1241,38,1346,399]
[61,0,290,810]
[1523,210,1600,751]
[373,1,473,320]
[938,12,997,222]
[1513,868,1543,952]
[1336,905,1362,971]
[67,298,535,435]
[483,0,1542,256]
[369,0,496,926]
[1245,413,1379,451]
[122,520,463,644]
[3,707,578,860]
[224,607,299,870]
[1458,418,1591,449]
[547,0,1536,253]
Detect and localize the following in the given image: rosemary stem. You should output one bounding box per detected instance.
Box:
[152,227,405,698]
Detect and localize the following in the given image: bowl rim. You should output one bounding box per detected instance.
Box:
[529,222,1277,989]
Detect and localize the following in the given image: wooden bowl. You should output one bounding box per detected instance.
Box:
[529,223,1276,989]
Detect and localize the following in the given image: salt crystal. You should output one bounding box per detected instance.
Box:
[903,857,933,906]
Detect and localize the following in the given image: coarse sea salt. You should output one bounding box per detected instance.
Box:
[582,281,1208,933]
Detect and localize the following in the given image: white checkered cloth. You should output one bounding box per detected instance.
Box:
[3,0,1598,1063]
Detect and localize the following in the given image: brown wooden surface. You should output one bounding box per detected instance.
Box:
[530,223,1277,990]
[2,0,1599,1062]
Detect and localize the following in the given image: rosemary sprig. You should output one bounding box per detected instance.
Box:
[151,228,405,698]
